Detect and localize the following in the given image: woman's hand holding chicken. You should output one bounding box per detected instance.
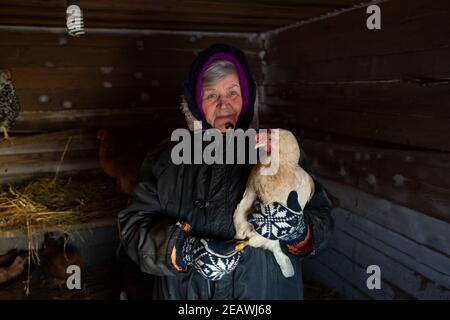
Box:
[248,190,311,254]
[173,225,243,281]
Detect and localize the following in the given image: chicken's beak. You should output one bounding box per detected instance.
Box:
[255,133,267,149]
[254,141,266,149]
[255,132,272,153]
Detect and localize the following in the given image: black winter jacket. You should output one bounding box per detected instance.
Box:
[118,137,333,300]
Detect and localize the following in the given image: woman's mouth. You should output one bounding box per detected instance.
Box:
[214,115,236,131]
[225,122,234,129]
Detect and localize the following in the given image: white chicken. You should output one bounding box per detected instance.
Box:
[233,129,315,277]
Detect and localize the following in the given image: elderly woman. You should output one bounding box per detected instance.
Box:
[118,43,333,299]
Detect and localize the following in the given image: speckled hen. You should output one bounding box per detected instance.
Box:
[0,70,20,140]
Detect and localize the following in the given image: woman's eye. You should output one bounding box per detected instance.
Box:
[207,94,217,100]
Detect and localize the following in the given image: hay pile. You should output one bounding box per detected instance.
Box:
[0,174,128,232]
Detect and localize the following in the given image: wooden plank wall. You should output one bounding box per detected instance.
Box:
[0,28,264,183]
[260,0,450,299]
[261,0,450,151]
[1,28,263,132]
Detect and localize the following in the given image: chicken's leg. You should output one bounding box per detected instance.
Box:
[0,126,12,145]
[0,126,9,140]
[247,235,295,277]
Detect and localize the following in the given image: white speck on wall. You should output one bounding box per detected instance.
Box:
[366,174,376,185]
[404,155,415,162]
[328,148,334,157]
[58,36,68,45]
[355,152,361,161]
[339,167,346,176]
[377,153,382,159]
[44,61,55,68]
[393,174,407,186]
[364,153,371,160]
[243,50,255,58]
[103,81,112,88]
[100,66,114,74]
[258,50,266,60]
[140,92,150,102]
[189,36,196,42]
[258,33,269,48]
[134,71,144,79]
[62,101,73,109]
[38,95,49,103]
[247,34,258,45]
[151,80,160,87]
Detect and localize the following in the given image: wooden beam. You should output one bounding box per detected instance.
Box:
[265,82,450,117]
[13,108,185,132]
[0,128,172,184]
[261,103,450,151]
[299,136,450,222]
[15,87,182,112]
[0,129,100,184]
[0,30,260,50]
[261,80,450,151]
[333,208,450,284]
[0,0,365,32]
[320,178,450,255]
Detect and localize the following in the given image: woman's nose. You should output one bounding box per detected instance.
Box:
[217,95,231,108]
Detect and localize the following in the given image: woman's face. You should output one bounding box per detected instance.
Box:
[201,73,243,132]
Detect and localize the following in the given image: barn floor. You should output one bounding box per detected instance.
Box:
[0,263,340,300]
[0,265,116,300]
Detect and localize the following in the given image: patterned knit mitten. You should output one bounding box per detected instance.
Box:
[175,232,243,281]
[248,190,308,245]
